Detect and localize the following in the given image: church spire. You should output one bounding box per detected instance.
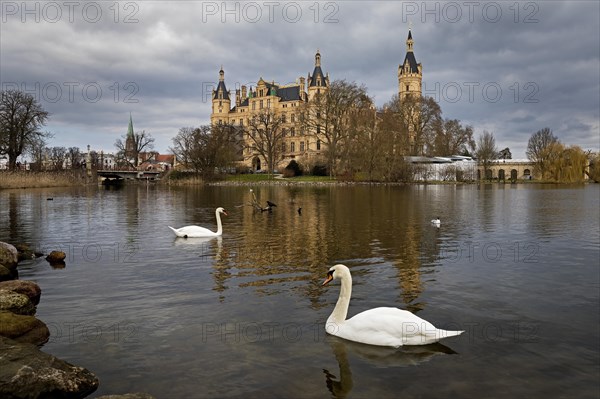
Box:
[127,112,134,138]
[125,113,135,155]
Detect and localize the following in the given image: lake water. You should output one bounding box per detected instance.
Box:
[1,183,598,398]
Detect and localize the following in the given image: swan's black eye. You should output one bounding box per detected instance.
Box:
[327,270,333,277]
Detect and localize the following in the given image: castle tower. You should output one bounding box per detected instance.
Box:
[211,67,231,125]
[308,50,329,101]
[398,29,422,99]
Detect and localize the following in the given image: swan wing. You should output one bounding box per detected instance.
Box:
[168,225,217,237]
[337,307,462,347]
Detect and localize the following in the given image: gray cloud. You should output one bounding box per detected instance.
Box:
[1,0,598,158]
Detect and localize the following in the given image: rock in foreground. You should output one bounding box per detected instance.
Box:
[0,280,42,305]
[0,336,99,399]
[0,242,18,270]
[0,290,36,315]
[0,311,49,345]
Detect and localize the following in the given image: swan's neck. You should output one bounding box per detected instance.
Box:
[215,211,223,235]
[330,272,352,324]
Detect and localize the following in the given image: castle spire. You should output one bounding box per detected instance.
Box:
[315,49,321,67]
[214,66,230,100]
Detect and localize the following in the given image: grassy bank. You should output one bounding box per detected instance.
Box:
[0,171,86,189]
[225,174,335,183]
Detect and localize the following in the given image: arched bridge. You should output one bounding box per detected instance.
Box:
[97,170,162,182]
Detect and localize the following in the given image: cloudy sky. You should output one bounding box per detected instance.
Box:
[2,0,599,158]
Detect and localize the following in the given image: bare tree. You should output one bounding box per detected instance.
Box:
[170,124,240,177]
[0,90,50,170]
[244,109,285,175]
[432,118,475,156]
[114,130,155,168]
[67,147,83,169]
[48,146,67,170]
[526,127,559,178]
[589,153,600,183]
[299,79,371,177]
[376,96,412,181]
[27,135,47,172]
[396,94,442,156]
[343,104,390,181]
[475,130,498,180]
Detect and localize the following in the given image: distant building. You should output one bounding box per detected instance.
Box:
[479,159,536,181]
[138,152,176,171]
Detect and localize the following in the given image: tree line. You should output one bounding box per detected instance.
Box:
[0,89,156,171]
[1,88,597,183]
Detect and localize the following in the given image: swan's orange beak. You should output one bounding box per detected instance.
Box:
[322,272,333,286]
[223,210,228,216]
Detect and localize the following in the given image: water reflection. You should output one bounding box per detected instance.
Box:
[323,335,457,398]
[1,184,598,398]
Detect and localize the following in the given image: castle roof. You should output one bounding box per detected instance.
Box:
[401,52,420,74]
[309,66,327,87]
[213,67,230,101]
[214,80,230,100]
[277,85,302,101]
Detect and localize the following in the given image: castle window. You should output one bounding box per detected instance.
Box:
[239,119,243,126]
[291,114,295,123]
[267,99,271,108]
[406,85,410,92]
[260,100,263,109]
[281,142,286,152]
[300,141,305,152]
[290,127,295,137]
[252,102,256,110]
[281,113,286,123]
[291,142,295,152]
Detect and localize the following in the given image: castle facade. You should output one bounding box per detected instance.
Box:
[210,30,421,171]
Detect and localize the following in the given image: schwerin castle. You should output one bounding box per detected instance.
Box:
[210,30,422,172]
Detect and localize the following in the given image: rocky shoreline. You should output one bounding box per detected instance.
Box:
[0,242,155,399]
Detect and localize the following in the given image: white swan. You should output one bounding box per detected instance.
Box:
[431,217,441,226]
[322,264,463,347]
[168,207,227,238]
